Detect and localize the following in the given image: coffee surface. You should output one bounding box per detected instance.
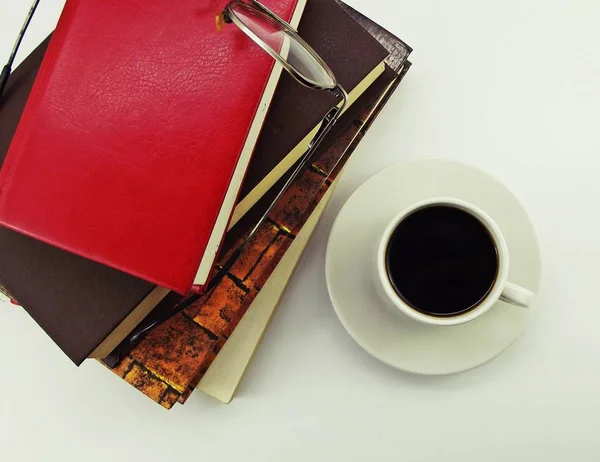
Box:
[386,205,498,317]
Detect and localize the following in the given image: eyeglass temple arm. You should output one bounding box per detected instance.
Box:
[207,84,347,288]
[0,0,41,99]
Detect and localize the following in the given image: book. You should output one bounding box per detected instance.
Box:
[0,0,389,366]
[196,7,413,403]
[198,62,412,404]
[0,0,304,295]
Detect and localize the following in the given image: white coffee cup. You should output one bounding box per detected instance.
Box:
[373,197,534,327]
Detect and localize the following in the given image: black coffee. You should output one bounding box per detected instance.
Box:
[385,205,498,317]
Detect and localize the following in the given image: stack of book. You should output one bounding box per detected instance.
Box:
[0,0,411,409]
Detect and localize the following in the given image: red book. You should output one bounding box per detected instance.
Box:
[0,0,303,294]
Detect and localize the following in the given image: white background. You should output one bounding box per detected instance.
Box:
[1,0,599,460]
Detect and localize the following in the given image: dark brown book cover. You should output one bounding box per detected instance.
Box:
[338,1,412,71]
[0,0,390,365]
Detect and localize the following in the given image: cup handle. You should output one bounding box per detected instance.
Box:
[499,282,534,308]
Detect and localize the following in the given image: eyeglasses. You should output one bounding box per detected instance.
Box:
[124,0,349,351]
[2,0,348,360]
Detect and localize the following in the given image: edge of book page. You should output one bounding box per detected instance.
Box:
[193,0,308,287]
[88,286,170,358]
[198,76,399,403]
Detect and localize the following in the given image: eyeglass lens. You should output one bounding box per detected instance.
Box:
[229,1,336,89]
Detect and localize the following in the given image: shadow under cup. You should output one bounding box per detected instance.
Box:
[384,204,499,318]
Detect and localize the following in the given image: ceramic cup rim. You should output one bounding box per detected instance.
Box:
[375,197,510,326]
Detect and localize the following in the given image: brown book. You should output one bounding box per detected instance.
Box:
[0,0,389,365]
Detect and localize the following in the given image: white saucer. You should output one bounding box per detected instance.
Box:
[326,160,541,375]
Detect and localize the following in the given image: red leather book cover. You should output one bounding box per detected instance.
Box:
[0,0,301,294]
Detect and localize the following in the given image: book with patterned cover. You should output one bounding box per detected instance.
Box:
[198,63,412,404]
